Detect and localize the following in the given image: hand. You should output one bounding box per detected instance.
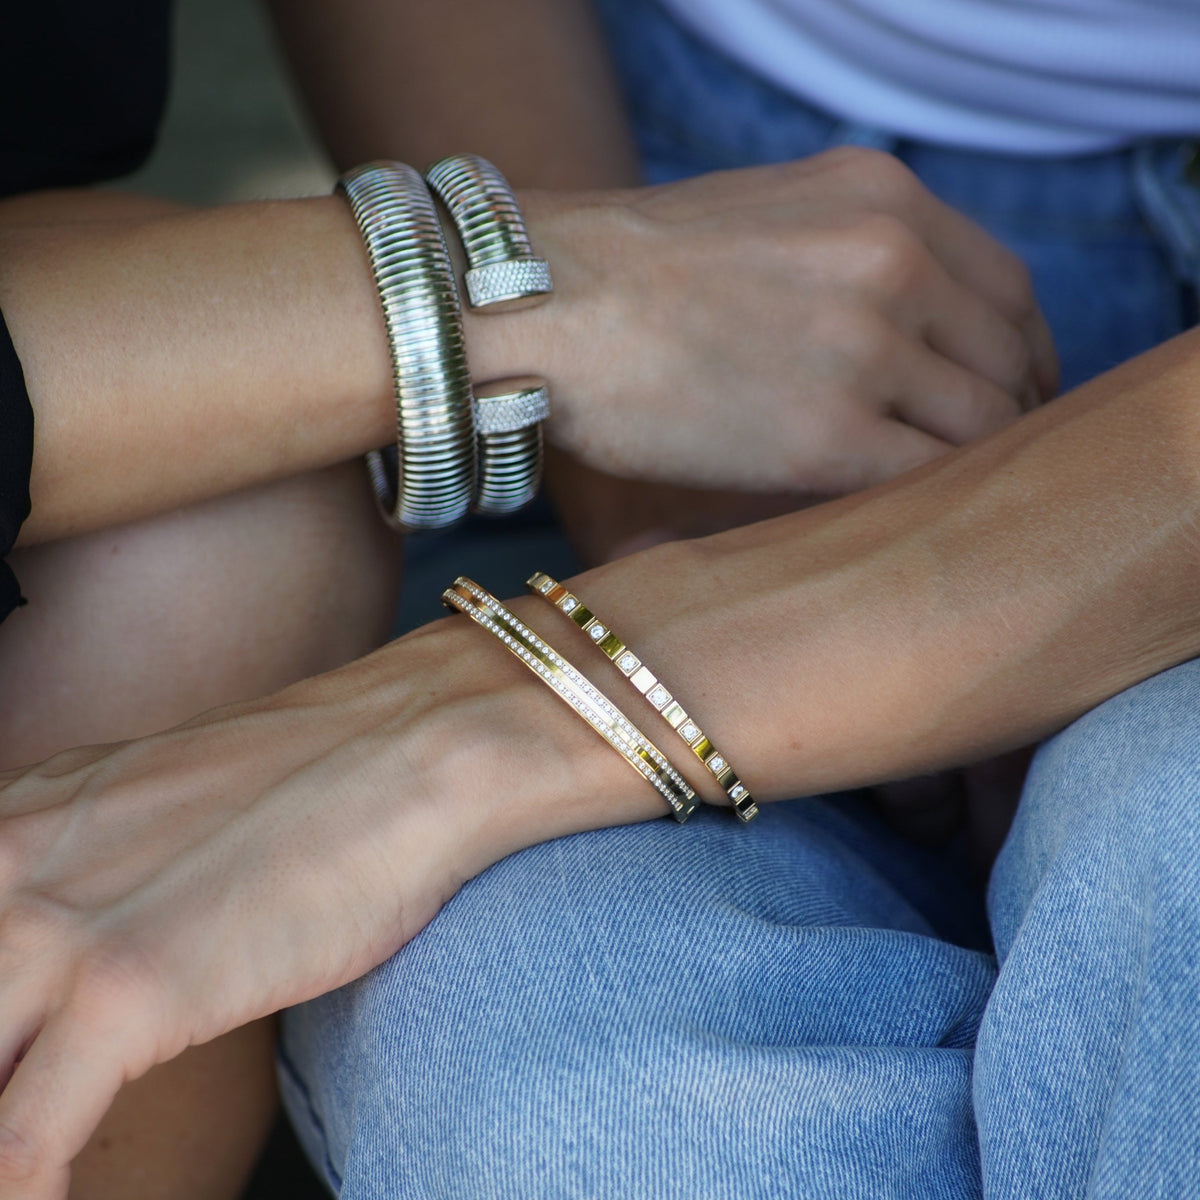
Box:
[544,453,807,566]
[507,147,1058,495]
[0,670,420,1199]
[869,750,1033,877]
[0,622,645,1199]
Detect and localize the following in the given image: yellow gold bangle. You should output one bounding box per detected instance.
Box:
[527,571,759,823]
[442,578,698,822]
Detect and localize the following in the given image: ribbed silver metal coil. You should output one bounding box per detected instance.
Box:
[424,155,552,515]
[425,153,553,309]
[475,424,543,516]
[339,162,476,531]
[425,154,537,266]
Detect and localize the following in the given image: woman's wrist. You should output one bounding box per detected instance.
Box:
[548,327,1200,801]
[452,189,583,389]
[362,604,663,888]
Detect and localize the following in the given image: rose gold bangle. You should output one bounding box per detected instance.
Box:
[442,578,698,822]
[527,572,759,822]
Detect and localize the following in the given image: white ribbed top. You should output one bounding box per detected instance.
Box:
[660,0,1200,154]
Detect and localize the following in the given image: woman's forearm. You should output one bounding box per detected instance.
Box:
[0,197,394,542]
[0,190,557,544]
[325,318,1200,865]
[563,326,1200,799]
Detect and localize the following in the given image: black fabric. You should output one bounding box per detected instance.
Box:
[0,1,173,198]
[0,0,173,622]
[0,309,33,623]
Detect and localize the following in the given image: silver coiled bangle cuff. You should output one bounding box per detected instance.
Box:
[338,162,476,532]
[424,154,553,311]
[425,154,553,517]
[473,378,551,515]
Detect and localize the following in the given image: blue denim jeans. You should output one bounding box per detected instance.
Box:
[280,660,1200,1198]
[283,4,1200,1194]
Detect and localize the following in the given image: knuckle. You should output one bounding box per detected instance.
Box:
[815,143,877,176]
[850,214,928,296]
[68,942,159,1027]
[833,146,921,209]
[809,306,894,374]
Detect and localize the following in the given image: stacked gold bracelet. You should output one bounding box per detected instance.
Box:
[442,578,698,822]
[527,572,759,822]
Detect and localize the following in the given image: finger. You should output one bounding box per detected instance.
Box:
[922,282,1035,410]
[899,189,1060,400]
[836,214,1039,409]
[0,914,76,1084]
[882,335,1024,446]
[835,419,954,492]
[0,1004,44,1096]
[0,1012,129,1196]
[1022,303,1060,401]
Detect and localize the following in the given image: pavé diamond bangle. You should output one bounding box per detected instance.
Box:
[442,577,698,822]
[527,572,759,822]
[425,155,552,517]
[424,154,553,311]
[472,378,551,515]
[338,162,475,531]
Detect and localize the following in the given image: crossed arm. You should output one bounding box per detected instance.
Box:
[0,316,1197,1197]
[0,148,1051,547]
[0,3,1146,1196]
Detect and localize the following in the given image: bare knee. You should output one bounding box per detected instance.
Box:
[68,1019,279,1200]
[0,461,400,764]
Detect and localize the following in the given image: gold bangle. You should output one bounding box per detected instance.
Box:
[442,578,698,822]
[527,572,759,823]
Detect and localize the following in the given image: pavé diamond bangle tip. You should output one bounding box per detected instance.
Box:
[425,154,553,312]
[472,377,551,515]
[425,154,553,516]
